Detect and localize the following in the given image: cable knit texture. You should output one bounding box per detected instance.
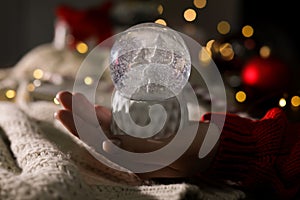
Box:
[0,101,246,200]
[0,46,246,200]
[201,108,300,199]
[1,62,299,199]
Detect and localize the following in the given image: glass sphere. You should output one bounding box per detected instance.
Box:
[109,22,191,101]
[110,89,182,139]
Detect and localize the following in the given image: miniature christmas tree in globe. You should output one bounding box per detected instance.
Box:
[109,22,191,139]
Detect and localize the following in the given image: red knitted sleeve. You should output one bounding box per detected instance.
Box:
[200,107,299,199]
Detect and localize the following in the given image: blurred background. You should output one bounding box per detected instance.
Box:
[0,0,241,67]
[0,0,299,120]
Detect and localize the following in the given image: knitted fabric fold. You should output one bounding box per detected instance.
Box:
[201,107,300,199]
[277,122,300,196]
[0,101,247,200]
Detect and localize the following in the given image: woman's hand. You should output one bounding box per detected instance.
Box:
[54,91,218,179]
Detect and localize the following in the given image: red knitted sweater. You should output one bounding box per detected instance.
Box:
[201,107,300,199]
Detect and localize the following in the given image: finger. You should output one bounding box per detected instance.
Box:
[102,139,184,178]
[56,91,112,134]
[181,122,209,157]
[102,137,173,167]
[103,122,215,173]
[102,139,122,153]
[103,142,184,179]
[107,122,206,154]
[105,135,172,153]
[56,90,73,110]
[72,93,100,127]
[102,136,166,166]
[95,105,112,132]
[54,109,79,137]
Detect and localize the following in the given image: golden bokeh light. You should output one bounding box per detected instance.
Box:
[5,89,16,99]
[259,46,271,58]
[76,42,89,54]
[291,96,300,107]
[211,40,220,53]
[155,19,167,26]
[184,9,197,22]
[53,97,60,105]
[205,39,215,51]
[199,47,212,65]
[84,76,93,85]
[219,43,234,61]
[235,91,246,103]
[27,83,35,92]
[242,25,254,38]
[279,98,287,107]
[193,0,207,8]
[33,69,44,80]
[157,4,163,15]
[217,21,230,35]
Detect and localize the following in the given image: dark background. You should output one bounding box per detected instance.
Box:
[243,1,300,71]
[1,0,299,67]
[0,0,299,118]
[0,0,240,67]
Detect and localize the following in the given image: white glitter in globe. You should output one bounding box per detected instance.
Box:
[109,22,191,101]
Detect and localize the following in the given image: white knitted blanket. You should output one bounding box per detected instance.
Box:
[0,100,246,200]
[0,44,246,200]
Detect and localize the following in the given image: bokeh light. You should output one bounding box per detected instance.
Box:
[184,9,197,22]
[217,21,230,35]
[219,43,234,61]
[259,46,271,58]
[199,47,212,65]
[193,0,207,9]
[5,89,16,99]
[291,96,300,107]
[242,63,259,85]
[27,83,35,92]
[53,97,60,105]
[205,39,215,51]
[33,69,44,80]
[84,76,93,85]
[242,25,254,38]
[279,98,287,107]
[76,42,89,54]
[229,75,241,87]
[235,91,246,103]
[157,4,163,15]
[33,79,42,87]
[155,19,167,26]
[244,38,256,50]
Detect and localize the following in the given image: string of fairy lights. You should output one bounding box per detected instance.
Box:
[0,0,299,112]
[153,0,300,111]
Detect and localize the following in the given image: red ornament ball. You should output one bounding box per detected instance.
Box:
[241,56,291,91]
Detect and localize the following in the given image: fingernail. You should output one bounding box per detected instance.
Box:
[53,111,58,119]
[102,139,121,154]
[55,92,62,102]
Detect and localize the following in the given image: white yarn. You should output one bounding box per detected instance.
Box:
[0,102,246,200]
[0,44,245,200]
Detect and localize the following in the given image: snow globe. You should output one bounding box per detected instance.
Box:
[109,22,191,139]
